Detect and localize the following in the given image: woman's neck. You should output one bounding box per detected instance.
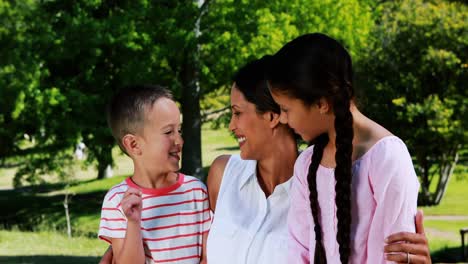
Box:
[256,132,298,197]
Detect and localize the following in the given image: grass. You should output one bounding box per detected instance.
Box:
[0,230,104,264]
[201,123,239,167]
[419,173,468,216]
[425,220,468,233]
[424,219,468,262]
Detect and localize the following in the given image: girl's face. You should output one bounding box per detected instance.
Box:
[270,90,330,142]
[229,85,273,160]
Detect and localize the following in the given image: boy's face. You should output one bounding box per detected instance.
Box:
[137,98,183,175]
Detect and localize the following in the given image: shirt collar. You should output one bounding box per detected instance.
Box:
[278,176,293,195]
[238,158,257,190]
[237,158,294,195]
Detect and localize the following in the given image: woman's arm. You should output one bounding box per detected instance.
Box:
[384,210,432,264]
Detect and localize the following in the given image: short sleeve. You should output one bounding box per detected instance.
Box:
[98,187,128,243]
[200,182,212,233]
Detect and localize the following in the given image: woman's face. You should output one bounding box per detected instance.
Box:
[229,85,273,160]
[270,90,329,142]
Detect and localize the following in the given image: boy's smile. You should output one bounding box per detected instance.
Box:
[136,97,184,180]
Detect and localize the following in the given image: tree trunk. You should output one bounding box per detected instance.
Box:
[180,59,203,178]
[178,0,208,179]
[63,191,72,238]
[417,154,432,205]
[97,145,114,180]
[433,146,459,205]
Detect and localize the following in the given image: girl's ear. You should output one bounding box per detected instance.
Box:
[317,97,331,114]
[122,134,142,156]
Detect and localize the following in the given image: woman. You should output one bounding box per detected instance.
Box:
[267,32,425,263]
[206,56,298,264]
[99,55,431,264]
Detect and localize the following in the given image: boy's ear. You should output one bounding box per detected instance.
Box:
[122,134,141,156]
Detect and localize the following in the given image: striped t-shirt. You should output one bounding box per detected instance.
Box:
[98,174,211,264]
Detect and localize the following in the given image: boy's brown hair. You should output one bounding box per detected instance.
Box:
[107,84,173,154]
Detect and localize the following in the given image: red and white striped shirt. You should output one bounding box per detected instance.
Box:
[98,174,211,264]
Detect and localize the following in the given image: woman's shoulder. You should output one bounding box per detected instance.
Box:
[207,155,232,212]
[209,155,233,177]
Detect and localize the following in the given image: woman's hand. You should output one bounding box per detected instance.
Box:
[384,210,432,263]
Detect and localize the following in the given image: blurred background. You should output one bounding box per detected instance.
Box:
[0,0,466,263]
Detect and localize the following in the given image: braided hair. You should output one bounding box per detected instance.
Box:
[267,33,354,263]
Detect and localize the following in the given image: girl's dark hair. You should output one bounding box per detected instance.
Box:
[233,55,280,115]
[267,33,354,263]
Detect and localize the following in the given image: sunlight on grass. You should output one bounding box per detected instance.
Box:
[425,220,468,233]
[0,230,107,256]
[419,172,468,216]
[201,123,239,168]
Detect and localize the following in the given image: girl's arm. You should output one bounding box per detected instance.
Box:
[367,138,420,263]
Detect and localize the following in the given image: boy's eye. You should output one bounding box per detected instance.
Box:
[233,111,241,116]
[164,130,173,135]
[178,129,182,135]
[281,107,288,113]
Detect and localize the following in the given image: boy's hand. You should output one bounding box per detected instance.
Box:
[121,188,143,223]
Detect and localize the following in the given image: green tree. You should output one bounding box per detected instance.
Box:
[356,0,467,205]
[5,0,375,185]
[0,0,38,161]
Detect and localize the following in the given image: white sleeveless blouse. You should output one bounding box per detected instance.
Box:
[206,155,292,264]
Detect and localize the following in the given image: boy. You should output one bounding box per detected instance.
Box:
[98,85,210,264]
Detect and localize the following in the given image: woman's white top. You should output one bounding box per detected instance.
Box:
[206,154,292,264]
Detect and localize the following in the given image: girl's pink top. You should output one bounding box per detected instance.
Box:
[288,136,420,263]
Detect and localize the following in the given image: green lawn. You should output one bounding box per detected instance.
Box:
[0,230,104,264]
[419,172,468,216]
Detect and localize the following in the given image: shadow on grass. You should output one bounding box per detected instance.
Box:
[431,245,466,263]
[214,146,239,151]
[0,255,100,264]
[0,187,106,237]
[6,178,99,194]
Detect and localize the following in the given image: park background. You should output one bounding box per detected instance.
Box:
[0,0,466,263]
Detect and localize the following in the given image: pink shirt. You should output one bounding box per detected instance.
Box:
[288,136,420,263]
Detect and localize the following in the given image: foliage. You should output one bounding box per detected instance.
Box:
[1,0,375,184]
[202,0,375,128]
[356,0,467,205]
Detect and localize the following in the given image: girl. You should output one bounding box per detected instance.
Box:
[267,33,420,263]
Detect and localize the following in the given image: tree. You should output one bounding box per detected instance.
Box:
[356,0,467,205]
[6,0,375,185]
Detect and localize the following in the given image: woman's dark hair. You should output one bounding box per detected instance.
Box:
[233,55,280,115]
[267,33,354,263]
